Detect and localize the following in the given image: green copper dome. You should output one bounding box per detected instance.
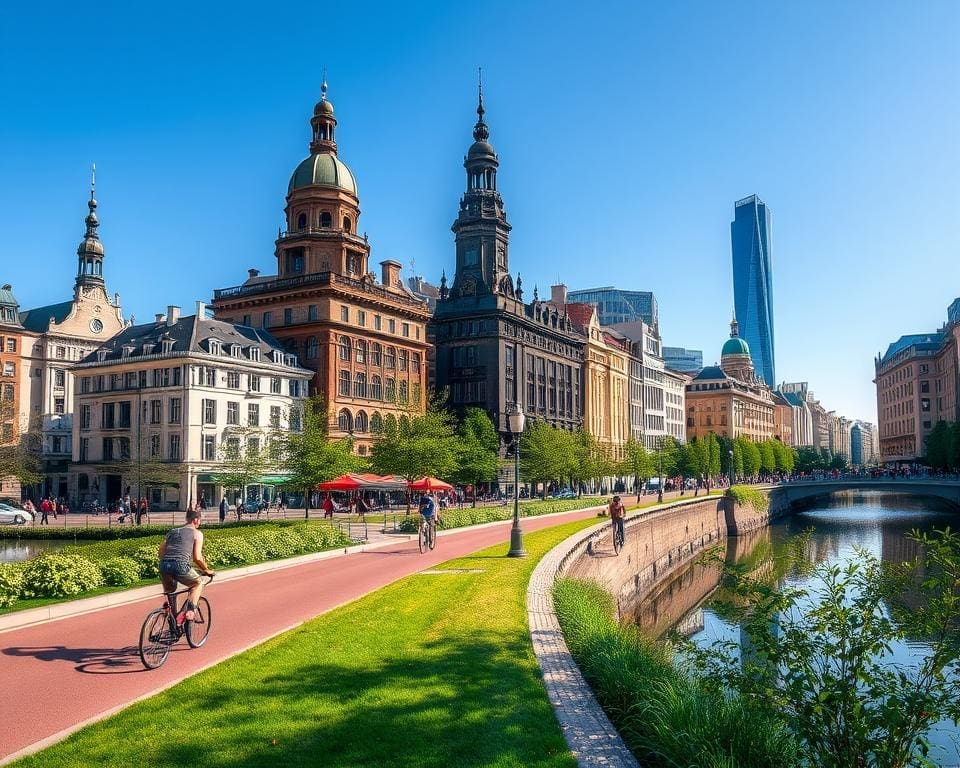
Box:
[288,153,358,196]
[722,336,750,356]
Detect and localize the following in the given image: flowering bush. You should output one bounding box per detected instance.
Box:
[99,557,142,586]
[248,529,307,560]
[130,544,160,578]
[20,554,104,598]
[204,537,258,567]
[0,564,25,608]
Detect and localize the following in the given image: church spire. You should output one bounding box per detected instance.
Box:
[76,165,105,289]
[474,68,489,142]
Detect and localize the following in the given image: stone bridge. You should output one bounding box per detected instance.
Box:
[767,477,960,519]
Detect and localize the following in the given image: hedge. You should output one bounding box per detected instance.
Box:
[0,521,351,611]
[0,518,283,542]
[727,484,770,514]
[397,496,605,533]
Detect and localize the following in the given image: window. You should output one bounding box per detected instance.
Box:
[296,212,307,230]
[398,381,408,404]
[5,338,14,353]
[412,353,421,373]
[227,401,239,425]
[203,399,217,424]
[242,314,252,326]
[339,336,351,361]
[150,434,161,458]
[249,347,260,362]
[249,374,261,392]
[385,378,396,402]
[308,304,319,321]
[56,346,65,360]
[169,434,181,460]
[270,377,282,394]
[150,399,162,424]
[338,409,352,433]
[270,406,281,427]
[371,375,382,400]
[385,347,396,368]
[388,319,396,334]
[354,373,367,398]
[343,216,352,232]
[341,306,350,323]
[262,312,272,329]
[371,413,383,433]
[102,437,114,461]
[169,397,182,424]
[54,397,65,415]
[203,367,216,387]
[226,371,240,388]
[2,362,14,377]
[290,380,301,398]
[339,370,350,396]
[203,435,216,461]
[79,437,88,462]
[356,340,366,363]
[354,411,368,433]
[248,403,260,426]
[79,405,91,430]
[306,336,319,359]
[402,323,410,338]
[54,368,65,387]
[320,211,332,228]
[289,407,302,432]
[398,351,408,371]
[371,343,382,366]
[102,402,116,429]
[284,308,293,325]
[374,315,382,331]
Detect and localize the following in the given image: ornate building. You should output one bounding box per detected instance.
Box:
[211,84,431,455]
[0,284,25,498]
[431,88,585,444]
[685,317,775,442]
[17,176,125,498]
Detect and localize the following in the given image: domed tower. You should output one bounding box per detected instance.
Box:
[75,167,105,291]
[277,80,370,281]
[720,313,755,381]
[448,78,513,299]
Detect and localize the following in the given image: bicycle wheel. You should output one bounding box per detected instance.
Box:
[418,524,427,554]
[139,609,174,669]
[428,521,436,550]
[614,525,624,554]
[185,597,212,648]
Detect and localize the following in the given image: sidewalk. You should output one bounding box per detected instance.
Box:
[0,503,606,764]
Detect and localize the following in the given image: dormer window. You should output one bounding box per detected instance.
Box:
[286,354,296,367]
[97,350,108,362]
[272,350,283,364]
[161,339,175,353]
[121,345,134,358]
[249,347,261,362]
[142,343,154,356]
[230,344,241,357]
[208,340,221,355]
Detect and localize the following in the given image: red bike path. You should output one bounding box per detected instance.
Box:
[0,507,603,763]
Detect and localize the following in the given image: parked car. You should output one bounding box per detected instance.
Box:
[0,501,33,525]
[551,489,577,499]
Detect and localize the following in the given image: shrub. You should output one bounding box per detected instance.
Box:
[20,554,104,598]
[248,529,307,560]
[0,564,25,608]
[296,524,348,551]
[205,537,257,567]
[727,485,769,514]
[130,544,161,578]
[100,557,142,586]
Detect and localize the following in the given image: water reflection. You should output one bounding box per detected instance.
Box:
[627,491,960,765]
[0,538,70,564]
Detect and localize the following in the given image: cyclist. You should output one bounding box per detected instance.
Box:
[608,495,625,548]
[158,509,214,620]
[418,493,438,538]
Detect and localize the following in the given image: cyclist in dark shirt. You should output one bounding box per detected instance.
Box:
[158,509,214,620]
[608,495,625,547]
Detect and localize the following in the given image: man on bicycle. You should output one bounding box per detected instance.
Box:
[158,509,214,620]
[418,493,438,534]
[608,495,625,548]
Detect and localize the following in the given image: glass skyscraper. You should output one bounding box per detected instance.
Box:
[566,287,658,328]
[731,195,775,386]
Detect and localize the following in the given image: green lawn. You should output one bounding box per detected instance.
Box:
[13,518,598,768]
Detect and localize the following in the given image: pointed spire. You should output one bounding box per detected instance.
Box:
[473,67,489,142]
[533,284,539,302]
[730,310,739,338]
[76,166,105,288]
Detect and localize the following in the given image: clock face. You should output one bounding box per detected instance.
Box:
[90,319,104,334]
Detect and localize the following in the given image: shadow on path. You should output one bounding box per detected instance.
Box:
[3,643,190,675]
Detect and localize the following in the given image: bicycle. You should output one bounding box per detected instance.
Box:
[612,518,625,555]
[418,516,437,553]
[138,575,214,669]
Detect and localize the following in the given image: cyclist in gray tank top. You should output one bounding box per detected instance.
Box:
[158,508,214,619]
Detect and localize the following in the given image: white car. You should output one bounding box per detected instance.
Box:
[0,501,34,525]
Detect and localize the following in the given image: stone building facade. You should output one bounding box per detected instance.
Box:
[0,285,25,499]
[211,85,431,455]
[431,90,585,444]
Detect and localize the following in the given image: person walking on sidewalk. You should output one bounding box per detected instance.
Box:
[219,496,227,524]
[39,498,50,525]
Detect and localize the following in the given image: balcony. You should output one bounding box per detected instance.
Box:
[278,227,369,248]
[213,271,427,310]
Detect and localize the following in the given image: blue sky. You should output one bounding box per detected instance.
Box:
[1,1,957,424]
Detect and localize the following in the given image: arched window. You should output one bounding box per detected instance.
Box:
[384,347,396,368]
[320,211,332,228]
[338,370,350,396]
[370,413,383,433]
[296,213,307,230]
[354,410,368,433]
[398,351,408,371]
[412,353,421,373]
[384,414,397,433]
[371,374,382,400]
[339,336,351,361]
[343,216,351,232]
[338,408,352,433]
[306,336,319,359]
[385,378,396,402]
[355,340,366,363]
[371,342,382,366]
[398,380,409,404]
[354,372,367,398]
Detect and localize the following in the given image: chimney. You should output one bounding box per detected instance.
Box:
[248,268,260,280]
[196,300,207,318]
[380,260,402,290]
[155,313,165,324]
[550,284,568,307]
[166,305,181,327]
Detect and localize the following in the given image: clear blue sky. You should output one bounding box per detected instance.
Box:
[2,1,957,424]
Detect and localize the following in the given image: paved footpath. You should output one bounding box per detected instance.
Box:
[0,506,604,764]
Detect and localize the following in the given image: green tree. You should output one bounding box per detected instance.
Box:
[738,437,761,479]
[819,447,832,470]
[369,392,460,481]
[520,421,572,498]
[0,401,42,490]
[283,397,361,518]
[759,440,777,477]
[707,432,722,479]
[452,407,500,506]
[214,427,270,506]
[685,437,710,496]
[620,436,653,503]
[925,420,951,470]
[950,421,960,472]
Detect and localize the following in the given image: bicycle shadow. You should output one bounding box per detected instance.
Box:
[2,643,189,674]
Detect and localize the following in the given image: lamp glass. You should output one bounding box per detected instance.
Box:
[509,406,525,435]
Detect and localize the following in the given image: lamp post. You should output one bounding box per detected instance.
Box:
[657,436,663,504]
[728,448,735,488]
[507,404,526,557]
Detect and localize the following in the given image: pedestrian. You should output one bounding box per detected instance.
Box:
[39,498,50,525]
[138,497,148,525]
[219,496,227,524]
[356,495,368,521]
[199,492,207,512]
[51,497,58,519]
[322,494,335,519]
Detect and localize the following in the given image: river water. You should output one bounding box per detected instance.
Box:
[629,491,960,766]
[0,538,70,564]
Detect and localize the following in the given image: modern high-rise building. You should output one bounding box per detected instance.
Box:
[662,346,703,376]
[731,195,775,386]
[566,287,658,329]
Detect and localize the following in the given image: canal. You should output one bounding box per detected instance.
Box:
[0,537,71,564]
[629,491,960,766]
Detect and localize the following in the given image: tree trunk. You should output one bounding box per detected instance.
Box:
[304,486,310,519]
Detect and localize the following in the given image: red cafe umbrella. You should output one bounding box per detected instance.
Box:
[319,474,406,492]
[408,476,454,492]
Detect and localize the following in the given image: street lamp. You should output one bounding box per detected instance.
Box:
[507,404,526,557]
[728,448,735,488]
[657,436,664,504]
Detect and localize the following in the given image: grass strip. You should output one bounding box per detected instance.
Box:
[12,519,599,768]
[552,578,798,768]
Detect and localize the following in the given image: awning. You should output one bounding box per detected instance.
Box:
[409,476,454,492]
[196,474,290,486]
[258,475,289,486]
[319,473,408,492]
